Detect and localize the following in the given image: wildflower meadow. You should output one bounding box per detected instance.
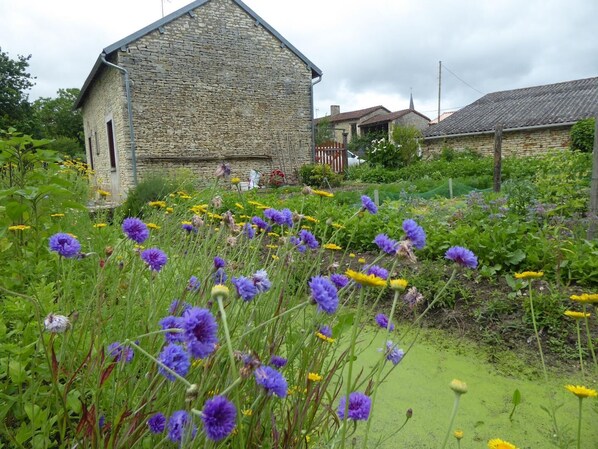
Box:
[1,131,597,449]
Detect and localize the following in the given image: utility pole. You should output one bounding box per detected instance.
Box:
[437,60,442,123]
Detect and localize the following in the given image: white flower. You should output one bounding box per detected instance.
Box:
[44,313,70,333]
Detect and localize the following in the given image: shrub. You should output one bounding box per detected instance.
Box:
[365,137,401,169]
[298,163,343,187]
[120,173,178,217]
[390,125,423,167]
[570,118,595,153]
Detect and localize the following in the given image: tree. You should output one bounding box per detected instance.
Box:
[315,116,334,145]
[0,48,35,132]
[391,125,423,167]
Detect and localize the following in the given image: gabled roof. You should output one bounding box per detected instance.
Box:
[75,0,322,109]
[360,109,431,126]
[315,105,390,124]
[424,76,598,138]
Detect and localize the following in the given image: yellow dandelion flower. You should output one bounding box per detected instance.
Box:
[235,202,244,209]
[514,271,544,279]
[311,189,334,198]
[349,253,356,258]
[323,243,342,251]
[390,278,409,291]
[8,225,31,231]
[240,214,251,219]
[266,244,278,249]
[50,213,65,218]
[93,223,107,228]
[169,193,176,198]
[308,372,323,382]
[166,207,174,214]
[271,255,279,260]
[248,200,266,207]
[179,194,192,200]
[231,177,241,185]
[332,222,345,229]
[267,232,280,238]
[190,204,208,214]
[565,384,598,399]
[97,189,111,197]
[304,215,318,223]
[148,200,167,208]
[305,435,311,443]
[146,223,160,230]
[570,293,598,304]
[257,205,269,210]
[181,220,193,225]
[134,244,145,250]
[192,359,204,368]
[242,409,252,417]
[358,257,366,264]
[301,225,312,230]
[315,332,335,343]
[453,430,464,440]
[345,269,387,287]
[207,213,223,220]
[564,310,591,319]
[488,439,518,449]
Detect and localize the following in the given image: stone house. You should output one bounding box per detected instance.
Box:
[74,0,322,198]
[423,77,598,157]
[315,105,391,143]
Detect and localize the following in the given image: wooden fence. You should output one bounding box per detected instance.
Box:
[314,142,347,174]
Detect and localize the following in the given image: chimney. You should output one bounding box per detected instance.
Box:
[330,105,340,116]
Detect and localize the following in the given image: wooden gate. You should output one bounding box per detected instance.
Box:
[314,142,347,173]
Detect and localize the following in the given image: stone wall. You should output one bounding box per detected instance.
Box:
[423,126,572,157]
[394,112,430,132]
[82,0,315,195]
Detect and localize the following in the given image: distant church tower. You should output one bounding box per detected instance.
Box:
[409,91,414,110]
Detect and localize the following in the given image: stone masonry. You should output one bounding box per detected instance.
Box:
[81,0,315,197]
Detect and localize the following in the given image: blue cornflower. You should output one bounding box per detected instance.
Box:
[361,195,378,214]
[159,316,185,343]
[243,223,255,239]
[49,233,81,258]
[366,265,389,280]
[122,217,149,244]
[337,392,372,421]
[290,236,307,253]
[167,410,197,443]
[269,355,287,368]
[231,276,258,301]
[187,276,201,292]
[330,273,349,289]
[213,256,226,269]
[158,343,190,381]
[299,229,319,249]
[182,223,195,233]
[374,233,399,255]
[252,269,271,293]
[107,341,134,363]
[445,246,478,269]
[181,307,218,359]
[212,267,227,284]
[147,412,166,433]
[201,395,237,441]
[384,340,404,365]
[141,247,168,272]
[308,276,339,314]
[319,325,333,338]
[375,313,394,331]
[251,216,271,232]
[402,219,426,249]
[254,365,287,398]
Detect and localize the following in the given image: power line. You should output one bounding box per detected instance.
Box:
[442,64,485,95]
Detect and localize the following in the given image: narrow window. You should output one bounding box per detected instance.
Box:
[106,120,117,169]
[94,131,99,156]
[87,136,94,170]
[351,123,357,137]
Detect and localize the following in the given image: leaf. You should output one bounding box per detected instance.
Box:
[506,248,526,265]
[8,360,27,384]
[5,201,29,220]
[512,388,521,406]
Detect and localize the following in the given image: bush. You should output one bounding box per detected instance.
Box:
[570,118,595,153]
[298,163,343,187]
[120,174,179,217]
[391,125,423,167]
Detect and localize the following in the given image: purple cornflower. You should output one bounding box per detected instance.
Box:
[402,219,426,249]
[361,195,378,214]
[319,325,333,338]
[252,269,271,293]
[201,395,236,442]
[384,341,404,365]
[251,216,271,232]
[98,415,106,429]
[308,276,339,314]
[147,412,166,434]
[366,265,389,280]
[330,273,349,289]
[374,233,399,255]
[187,276,201,292]
[181,307,218,359]
[337,392,372,421]
[375,313,394,331]
[232,276,258,302]
[243,223,255,239]
[445,246,478,269]
[49,233,81,258]
[159,316,185,343]
[299,229,319,249]
[167,410,197,443]
[158,343,190,381]
[182,223,195,233]
[141,248,168,272]
[269,355,287,368]
[290,236,307,253]
[264,208,293,227]
[212,267,227,284]
[169,299,192,315]
[254,365,287,398]
[107,342,134,363]
[213,256,226,269]
[122,217,149,244]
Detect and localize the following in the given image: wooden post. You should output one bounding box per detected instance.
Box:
[342,132,349,175]
[448,178,453,199]
[587,116,598,240]
[374,189,379,206]
[493,124,503,192]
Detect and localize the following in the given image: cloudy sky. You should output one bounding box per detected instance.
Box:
[1,0,597,120]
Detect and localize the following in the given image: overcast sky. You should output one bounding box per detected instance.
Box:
[1,0,597,120]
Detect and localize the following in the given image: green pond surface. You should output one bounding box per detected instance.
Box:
[344,327,598,449]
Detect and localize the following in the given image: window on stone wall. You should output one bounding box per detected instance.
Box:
[106,120,117,169]
[351,123,357,137]
[88,136,94,170]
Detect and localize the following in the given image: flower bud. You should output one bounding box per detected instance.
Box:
[44,313,70,333]
[185,384,199,402]
[211,284,229,300]
[449,379,468,395]
[406,408,413,419]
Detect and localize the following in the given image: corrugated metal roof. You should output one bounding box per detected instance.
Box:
[423,76,598,138]
[75,0,322,108]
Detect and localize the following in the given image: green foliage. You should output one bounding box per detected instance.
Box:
[298,163,343,187]
[365,137,401,169]
[0,48,35,133]
[314,116,334,145]
[347,131,384,157]
[570,118,595,153]
[119,173,179,217]
[390,125,423,167]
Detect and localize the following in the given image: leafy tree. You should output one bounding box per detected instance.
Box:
[391,125,423,167]
[347,131,385,158]
[570,118,595,153]
[0,48,35,132]
[315,116,334,145]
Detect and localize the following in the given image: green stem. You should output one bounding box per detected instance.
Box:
[441,393,461,449]
[239,300,309,339]
[576,397,582,449]
[582,304,597,368]
[127,340,192,388]
[575,320,585,379]
[528,282,548,382]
